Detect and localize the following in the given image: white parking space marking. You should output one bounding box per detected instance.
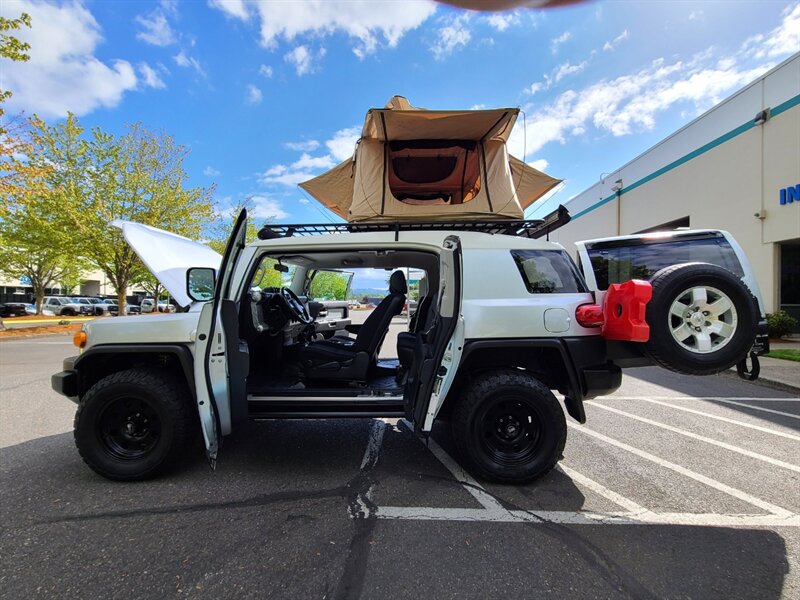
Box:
[616,398,800,441]
[585,401,800,474]
[567,424,794,517]
[608,396,800,402]
[703,398,800,421]
[370,420,800,527]
[557,464,648,514]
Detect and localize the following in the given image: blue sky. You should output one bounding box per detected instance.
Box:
[2,0,799,229]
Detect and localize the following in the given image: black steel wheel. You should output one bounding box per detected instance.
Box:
[452,370,566,484]
[74,368,194,481]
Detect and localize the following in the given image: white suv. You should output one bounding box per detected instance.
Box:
[52,210,767,483]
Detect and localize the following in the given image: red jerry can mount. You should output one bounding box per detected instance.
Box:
[601,279,653,342]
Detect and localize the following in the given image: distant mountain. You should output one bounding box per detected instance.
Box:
[350,287,388,298]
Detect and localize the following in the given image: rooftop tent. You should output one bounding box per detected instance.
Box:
[299,96,562,222]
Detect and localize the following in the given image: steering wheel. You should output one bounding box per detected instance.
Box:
[281,287,313,324]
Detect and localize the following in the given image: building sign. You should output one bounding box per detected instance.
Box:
[20,276,32,285]
[779,184,799,205]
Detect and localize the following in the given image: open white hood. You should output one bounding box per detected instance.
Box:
[113,220,222,307]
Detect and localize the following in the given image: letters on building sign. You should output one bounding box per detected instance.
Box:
[779,184,799,205]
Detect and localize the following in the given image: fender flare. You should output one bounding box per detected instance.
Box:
[73,344,196,397]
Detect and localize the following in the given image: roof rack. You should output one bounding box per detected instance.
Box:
[258,205,571,241]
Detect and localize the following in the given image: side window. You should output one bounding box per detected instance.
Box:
[511,250,587,294]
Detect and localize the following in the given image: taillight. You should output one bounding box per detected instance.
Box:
[575,304,604,328]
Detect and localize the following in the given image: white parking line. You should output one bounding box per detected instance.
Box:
[585,401,800,473]
[701,398,800,421]
[609,398,800,441]
[568,423,794,517]
[607,396,800,402]
[557,464,648,514]
[370,418,800,527]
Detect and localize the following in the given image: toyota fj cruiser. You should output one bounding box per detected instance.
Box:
[52,210,768,483]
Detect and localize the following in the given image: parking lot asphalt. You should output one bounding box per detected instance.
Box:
[1,333,799,599]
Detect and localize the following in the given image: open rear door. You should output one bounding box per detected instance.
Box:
[406,235,464,432]
[194,209,250,467]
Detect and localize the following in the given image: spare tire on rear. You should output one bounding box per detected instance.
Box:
[643,262,757,375]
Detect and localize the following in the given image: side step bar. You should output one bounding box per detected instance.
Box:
[248,396,405,419]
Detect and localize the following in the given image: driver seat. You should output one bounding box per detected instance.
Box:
[298,271,407,381]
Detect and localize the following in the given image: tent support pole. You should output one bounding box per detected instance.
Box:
[480,142,493,211]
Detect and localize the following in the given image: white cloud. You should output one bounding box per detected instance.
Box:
[208,0,436,59]
[136,10,176,46]
[485,12,519,32]
[512,53,775,158]
[208,0,249,20]
[529,159,549,172]
[554,60,587,82]
[174,50,206,77]
[689,10,704,22]
[526,82,544,95]
[0,0,138,118]
[250,195,289,220]
[261,126,360,188]
[292,153,335,170]
[285,140,320,152]
[550,31,571,53]
[603,29,629,52]
[326,126,361,160]
[203,166,221,177]
[470,103,487,110]
[742,3,800,59]
[431,14,471,61]
[138,63,166,89]
[284,45,325,76]
[245,84,263,105]
[298,197,310,205]
[258,64,273,78]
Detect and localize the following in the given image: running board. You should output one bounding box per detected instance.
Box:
[248,395,405,419]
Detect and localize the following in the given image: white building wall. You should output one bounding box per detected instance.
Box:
[552,53,800,313]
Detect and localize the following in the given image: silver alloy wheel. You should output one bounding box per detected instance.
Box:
[668,285,738,354]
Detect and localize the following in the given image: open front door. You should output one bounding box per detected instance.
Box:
[406,235,464,433]
[194,209,249,467]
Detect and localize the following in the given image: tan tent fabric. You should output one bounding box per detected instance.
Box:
[508,155,562,209]
[298,159,353,219]
[299,96,562,222]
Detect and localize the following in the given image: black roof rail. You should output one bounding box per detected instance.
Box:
[257,205,571,241]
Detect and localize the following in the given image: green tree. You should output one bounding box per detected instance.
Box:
[0,11,31,108]
[308,271,349,300]
[0,207,86,313]
[25,117,215,314]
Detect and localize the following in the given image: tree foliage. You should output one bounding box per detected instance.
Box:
[309,271,349,300]
[0,11,31,107]
[18,115,215,312]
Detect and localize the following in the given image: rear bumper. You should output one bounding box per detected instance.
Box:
[51,356,79,403]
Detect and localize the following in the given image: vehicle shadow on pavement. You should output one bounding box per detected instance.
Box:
[0,424,792,599]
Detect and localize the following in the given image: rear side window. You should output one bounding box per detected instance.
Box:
[511,250,587,294]
[587,237,745,289]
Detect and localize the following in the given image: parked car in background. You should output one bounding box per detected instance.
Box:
[42,296,93,316]
[0,303,28,317]
[140,298,175,313]
[99,299,140,315]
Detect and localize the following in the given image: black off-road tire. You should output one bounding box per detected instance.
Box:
[644,262,758,376]
[74,368,194,481]
[452,370,566,484]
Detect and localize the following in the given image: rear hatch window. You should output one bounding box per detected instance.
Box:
[586,237,744,290]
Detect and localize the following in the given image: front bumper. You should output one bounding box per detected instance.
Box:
[51,356,79,403]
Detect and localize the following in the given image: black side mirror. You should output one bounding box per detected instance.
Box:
[187,268,216,302]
